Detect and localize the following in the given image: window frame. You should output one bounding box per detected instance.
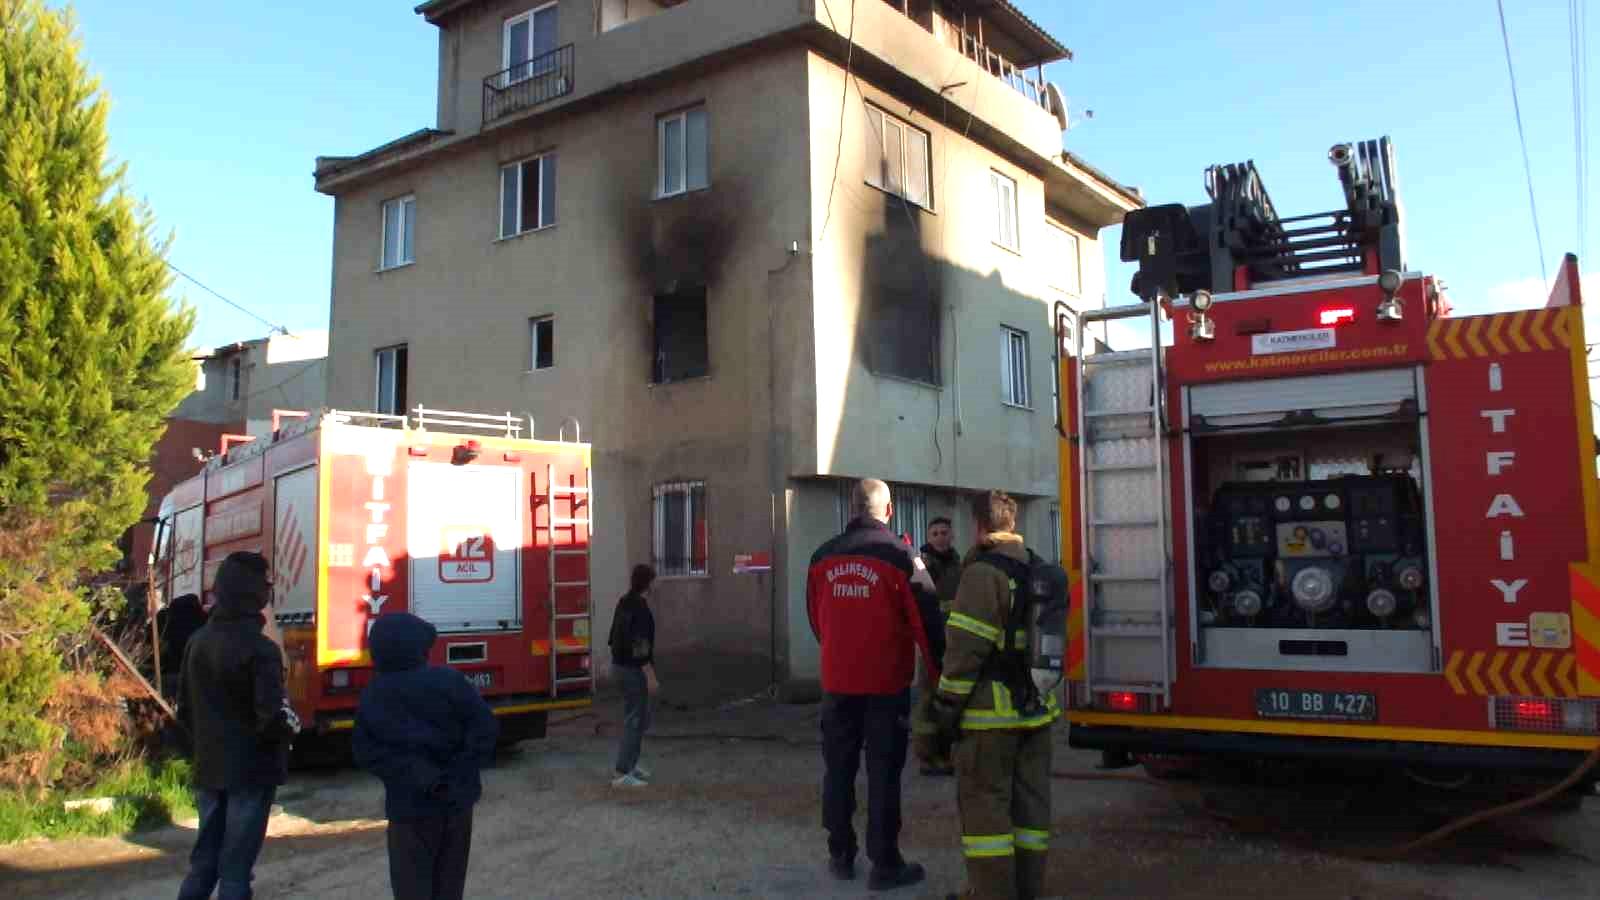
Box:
[651,286,710,384]
[502,2,559,84]
[379,194,416,271]
[374,344,409,416]
[1046,222,1081,294]
[229,358,241,402]
[528,315,554,372]
[498,152,557,239]
[656,105,710,199]
[652,480,709,578]
[1001,325,1031,409]
[990,169,1020,252]
[863,103,932,211]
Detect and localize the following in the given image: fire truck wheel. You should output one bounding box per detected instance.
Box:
[495,711,548,749]
[289,732,353,770]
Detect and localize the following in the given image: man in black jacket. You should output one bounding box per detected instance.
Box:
[913,518,962,775]
[177,551,299,900]
[354,612,498,900]
[608,564,659,787]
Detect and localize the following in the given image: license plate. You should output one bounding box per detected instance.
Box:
[462,670,495,692]
[1255,688,1376,721]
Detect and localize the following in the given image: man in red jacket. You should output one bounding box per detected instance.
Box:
[807,479,943,892]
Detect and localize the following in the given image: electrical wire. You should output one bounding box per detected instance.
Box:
[816,0,856,245]
[231,357,323,407]
[1572,0,1591,263]
[1496,0,1549,284]
[1574,0,1585,264]
[166,261,291,336]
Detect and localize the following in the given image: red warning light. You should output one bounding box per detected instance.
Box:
[1108,691,1139,712]
[1318,307,1357,326]
[1515,699,1559,722]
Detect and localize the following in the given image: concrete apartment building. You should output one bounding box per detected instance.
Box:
[313,0,1139,697]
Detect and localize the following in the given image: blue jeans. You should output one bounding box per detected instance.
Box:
[613,664,652,775]
[176,785,276,900]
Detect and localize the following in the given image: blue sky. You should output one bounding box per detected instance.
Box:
[67,0,1593,349]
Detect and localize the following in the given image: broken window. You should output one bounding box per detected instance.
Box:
[652,287,708,383]
[864,286,940,384]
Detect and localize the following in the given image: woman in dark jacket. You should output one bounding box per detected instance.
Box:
[608,564,659,787]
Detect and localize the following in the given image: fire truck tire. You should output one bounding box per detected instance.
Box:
[495,711,548,747]
[289,732,352,770]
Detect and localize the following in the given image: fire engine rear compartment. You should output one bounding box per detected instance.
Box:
[1183,366,1437,675]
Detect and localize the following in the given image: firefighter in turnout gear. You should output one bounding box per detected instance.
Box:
[932,491,1060,900]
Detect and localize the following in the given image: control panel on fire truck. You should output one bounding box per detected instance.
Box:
[1199,475,1430,630]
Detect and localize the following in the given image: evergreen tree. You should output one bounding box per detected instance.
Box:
[0,0,194,785]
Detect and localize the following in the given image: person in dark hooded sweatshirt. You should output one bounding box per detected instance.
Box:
[177,551,299,900]
[354,612,498,900]
[157,593,207,702]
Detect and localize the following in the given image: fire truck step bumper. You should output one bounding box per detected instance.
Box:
[1069,724,1590,773]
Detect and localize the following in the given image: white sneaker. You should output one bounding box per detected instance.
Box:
[612,772,649,788]
[631,764,652,780]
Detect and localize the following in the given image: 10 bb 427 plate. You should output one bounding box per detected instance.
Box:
[1255,688,1376,721]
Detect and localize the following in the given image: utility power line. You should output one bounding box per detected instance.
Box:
[166,261,290,337]
[1497,0,1549,284]
[1572,0,1591,263]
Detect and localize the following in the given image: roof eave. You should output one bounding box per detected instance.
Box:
[414,0,474,25]
[975,0,1073,67]
[1047,151,1143,229]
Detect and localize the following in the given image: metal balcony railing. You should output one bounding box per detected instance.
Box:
[483,44,575,123]
[958,32,1048,111]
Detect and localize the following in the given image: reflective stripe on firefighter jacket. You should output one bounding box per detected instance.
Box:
[936,534,1061,731]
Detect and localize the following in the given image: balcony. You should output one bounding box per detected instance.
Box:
[483,44,575,124]
[957,29,1050,111]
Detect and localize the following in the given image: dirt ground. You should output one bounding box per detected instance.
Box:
[4,693,1598,900]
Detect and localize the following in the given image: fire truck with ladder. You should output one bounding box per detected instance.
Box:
[149,406,595,748]
[1055,138,1599,785]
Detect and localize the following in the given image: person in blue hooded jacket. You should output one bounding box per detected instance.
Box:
[353,613,498,900]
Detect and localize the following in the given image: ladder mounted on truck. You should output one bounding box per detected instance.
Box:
[1072,298,1174,707]
[545,417,594,699]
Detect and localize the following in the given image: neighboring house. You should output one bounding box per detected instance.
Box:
[313,0,1140,697]
[123,332,328,585]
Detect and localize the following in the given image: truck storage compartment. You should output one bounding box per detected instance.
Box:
[1186,367,1436,672]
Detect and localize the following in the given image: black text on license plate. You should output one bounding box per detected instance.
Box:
[463,670,494,692]
[1255,689,1376,721]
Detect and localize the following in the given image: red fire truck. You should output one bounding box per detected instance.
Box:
[151,407,595,745]
[1057,138,1599,781]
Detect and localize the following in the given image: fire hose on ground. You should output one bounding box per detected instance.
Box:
[1047,745,1600,862]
